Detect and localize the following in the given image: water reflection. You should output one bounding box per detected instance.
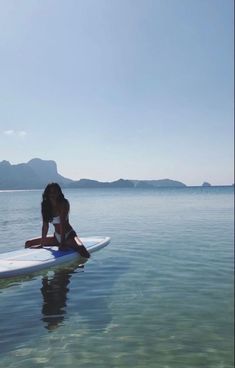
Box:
[0,255,130,356]
[40,256,128,332]
[40,262,86,331]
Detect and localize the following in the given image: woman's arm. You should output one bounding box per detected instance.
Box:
[59,201,69,246]
[41,221,49,246]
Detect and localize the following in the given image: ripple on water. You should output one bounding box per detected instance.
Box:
[0,187,233,368]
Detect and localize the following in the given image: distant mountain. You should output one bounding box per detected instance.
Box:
[0,158,188,189]
[69,178,135,188]
[0,160,42,189]
[132,179,186,188]
[28,158,73,186]
[0,158,72,189]
[67,178,186,189]
[202,182,211,187]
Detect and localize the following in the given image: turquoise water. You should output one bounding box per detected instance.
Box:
[0,187,234,368]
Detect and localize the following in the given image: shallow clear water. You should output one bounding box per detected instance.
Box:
[0,187,234,368]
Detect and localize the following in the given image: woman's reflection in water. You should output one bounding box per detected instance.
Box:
[40,261,87,331]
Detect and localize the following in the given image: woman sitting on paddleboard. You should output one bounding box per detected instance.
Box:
[25,183,90,258]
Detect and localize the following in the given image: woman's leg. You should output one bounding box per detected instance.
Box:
[64,236,90,258]
[25,236,57,248]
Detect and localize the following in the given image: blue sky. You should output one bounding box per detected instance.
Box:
[0,0,234,185]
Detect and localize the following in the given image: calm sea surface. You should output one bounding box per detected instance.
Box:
[0,187,234,368]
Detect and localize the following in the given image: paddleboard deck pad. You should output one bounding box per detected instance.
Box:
[0,236,110,278]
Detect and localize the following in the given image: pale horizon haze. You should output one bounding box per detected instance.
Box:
[0,0,234,186]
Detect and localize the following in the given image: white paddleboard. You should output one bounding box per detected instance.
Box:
[0,236,110,278]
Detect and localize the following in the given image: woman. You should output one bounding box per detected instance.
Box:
[25,183,90,258]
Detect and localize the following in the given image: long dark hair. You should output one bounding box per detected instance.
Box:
[41,183,68,222]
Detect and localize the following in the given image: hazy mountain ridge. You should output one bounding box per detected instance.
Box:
[0,159,72,189]
[0,158,217,189]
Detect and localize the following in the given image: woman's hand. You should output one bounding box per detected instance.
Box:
[41,238,47,247]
